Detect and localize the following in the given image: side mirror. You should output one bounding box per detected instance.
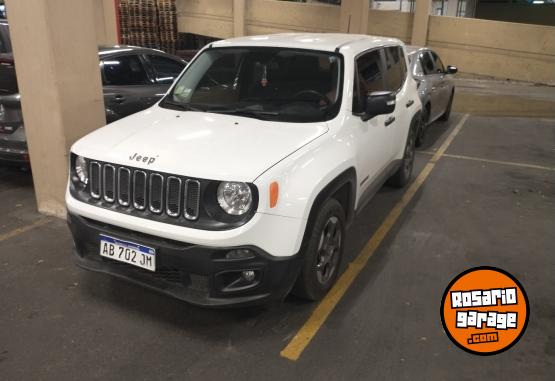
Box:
[362,91,396,121]
[446,65,458,74]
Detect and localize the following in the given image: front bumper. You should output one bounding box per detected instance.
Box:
[67,212,302,307]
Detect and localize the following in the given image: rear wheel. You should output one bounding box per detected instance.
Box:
[415,106,430,147]
[439,91,454,121]
[293,198,345,301]
[388,120,417,188]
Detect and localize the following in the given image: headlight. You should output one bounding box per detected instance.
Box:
[217,181,252,215]
[75,155,88,184]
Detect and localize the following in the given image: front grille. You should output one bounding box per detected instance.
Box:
[89,162,201,221]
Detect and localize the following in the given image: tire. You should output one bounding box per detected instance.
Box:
[439,90,454,121]
[415,106,429,147]
[293,198,346,301]
[388,120,417,188]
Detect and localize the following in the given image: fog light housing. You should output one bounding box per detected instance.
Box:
[215,269,261,293]
[225,249,255,260]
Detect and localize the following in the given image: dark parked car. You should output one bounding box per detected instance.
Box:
[407,46,457,145]
[0,20,187,164]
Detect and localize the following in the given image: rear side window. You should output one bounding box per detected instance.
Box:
[147,55,185,84]
[102,55,150,86]
[430,51,445,74]
[353,49,384,113]
[420,52,435,75]
[383,46,406,92]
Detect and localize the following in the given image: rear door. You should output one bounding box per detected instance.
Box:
[429,50,450,113]
[101,54,156,121]
[382,45,411,158]
[420,50,443,120]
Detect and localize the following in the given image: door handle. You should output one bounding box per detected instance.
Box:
[112,95,126,104]
[406,100,414,108]
[384,116,395,126]
[431,86,437,91]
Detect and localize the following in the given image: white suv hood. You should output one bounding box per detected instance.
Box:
[72,106,329,182]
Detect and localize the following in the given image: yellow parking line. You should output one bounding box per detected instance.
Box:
[280,114,469,361]
[419,151,555,172]
[0,218,51,243]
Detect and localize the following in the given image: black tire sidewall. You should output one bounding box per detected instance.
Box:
[294,198,346,300]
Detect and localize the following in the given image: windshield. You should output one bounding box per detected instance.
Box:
[161,47,343,123]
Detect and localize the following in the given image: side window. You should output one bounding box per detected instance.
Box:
[353,49,384,113]
[411,54,424,76]
[420,52,435,75]
[383,46,407,92]
[430,51,445,74]
[147,55,185,84]
[102,55,150,86]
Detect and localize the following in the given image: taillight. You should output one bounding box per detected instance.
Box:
[0,57,14,67]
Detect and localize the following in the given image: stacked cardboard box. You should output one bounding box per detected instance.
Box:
[118,0,177,53]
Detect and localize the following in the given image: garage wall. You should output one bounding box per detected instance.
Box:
[428,16,555,84]
[176,0,234,39]
[246,0,340,35]
[367,9,413,43]
[175,0,555,84]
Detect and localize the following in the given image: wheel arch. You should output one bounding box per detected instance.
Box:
[299,167,357,252]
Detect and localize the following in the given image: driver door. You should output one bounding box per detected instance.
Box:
[351,48,396,197]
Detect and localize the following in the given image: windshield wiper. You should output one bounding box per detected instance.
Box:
[209,108,279,120]
[161,100,205,112]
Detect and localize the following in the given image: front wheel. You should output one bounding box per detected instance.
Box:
[439,91,454,121]
[388,121,416,188]
[293,198,346,301]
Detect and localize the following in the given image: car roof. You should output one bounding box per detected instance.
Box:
[406,45,428,55]
[98,45,168,56]
[211,33,402,53]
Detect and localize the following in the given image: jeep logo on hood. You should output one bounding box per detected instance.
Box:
[129,153,158,165]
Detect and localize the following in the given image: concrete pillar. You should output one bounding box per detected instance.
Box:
[5,0,106,217]
[340,0,369,34]
[233,0,246,37]
[445,0,458,17]
[411,0,432,46]
[94,0,119,45]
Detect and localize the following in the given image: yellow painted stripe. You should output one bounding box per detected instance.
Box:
[280,114,469,361]
[419,151,555,172]
[0,218,51,243]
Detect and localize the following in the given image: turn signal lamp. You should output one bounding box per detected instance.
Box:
[270,182,279,208]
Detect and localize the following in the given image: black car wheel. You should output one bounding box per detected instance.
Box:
[293,198,345,301]
[416,106,430,147]
[439,90,454,121]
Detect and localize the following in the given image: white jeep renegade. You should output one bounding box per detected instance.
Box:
[66,33,421,307]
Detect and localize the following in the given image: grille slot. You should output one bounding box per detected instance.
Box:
[149,173,164,214]
[118,167,131,206]
[133,170,147,210]
[166,176,182,217]
[103,164,116,203]
[90,162,101,199]
[184,179,200,220]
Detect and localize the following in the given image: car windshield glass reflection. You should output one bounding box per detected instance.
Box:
[162,47,343,123]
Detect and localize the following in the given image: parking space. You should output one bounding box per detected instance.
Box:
[0,113,554,380]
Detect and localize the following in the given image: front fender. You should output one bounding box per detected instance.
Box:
[254,131,356,221]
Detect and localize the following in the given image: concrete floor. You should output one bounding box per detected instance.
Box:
[0,113,554,380]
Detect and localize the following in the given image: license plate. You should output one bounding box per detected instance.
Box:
[99,234,156,271]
